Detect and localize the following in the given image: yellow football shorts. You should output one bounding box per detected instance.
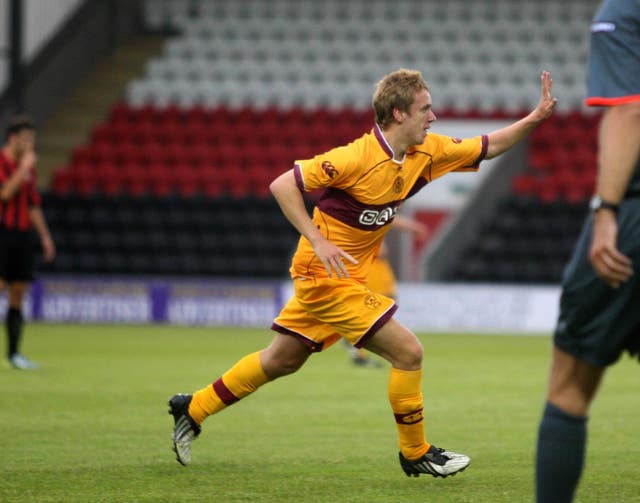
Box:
[272,275,397,352]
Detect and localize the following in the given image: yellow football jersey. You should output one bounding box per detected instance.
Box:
[290,124,488,283]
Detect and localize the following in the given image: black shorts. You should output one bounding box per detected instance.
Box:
[554,198,640,367]
[0,229,36,283]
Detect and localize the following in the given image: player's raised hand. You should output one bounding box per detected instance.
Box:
[19,150,37,175]
[532,71,558,122]
[312,237,358,279]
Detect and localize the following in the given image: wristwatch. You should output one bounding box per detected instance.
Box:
[589,195,619,214]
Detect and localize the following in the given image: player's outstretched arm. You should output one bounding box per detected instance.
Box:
[485,71,557,159]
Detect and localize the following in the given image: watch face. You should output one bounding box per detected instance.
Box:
[590,195,601,211]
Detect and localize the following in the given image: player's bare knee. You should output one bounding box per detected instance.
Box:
[261,351,307,379]
[388,339,423,370]
[403,340,423,368]
[278,353,307,376]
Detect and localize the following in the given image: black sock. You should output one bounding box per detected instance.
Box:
[6,307,23,358]
[536,401,587,503]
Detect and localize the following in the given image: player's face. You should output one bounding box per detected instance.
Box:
[13,129,35,157]
[404,89,436,146]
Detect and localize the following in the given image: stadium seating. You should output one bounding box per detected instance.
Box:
[51,106,374,199]
[137,0,597,113]
[43,0,602,281]
[449,195,588,283]
[40,192,305,278]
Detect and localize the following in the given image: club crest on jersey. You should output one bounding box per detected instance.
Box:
[358,206,397,226]
[393,176,404,193]
[364,294,381,310]
[321,161,338,179]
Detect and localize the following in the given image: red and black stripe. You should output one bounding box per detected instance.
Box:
[212,378,239,406]
[0,153,40,231]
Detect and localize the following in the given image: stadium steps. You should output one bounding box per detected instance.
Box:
[36,34,167,189]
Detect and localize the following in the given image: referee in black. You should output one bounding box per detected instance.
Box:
[0,115,55,369]
[535,1,640,501]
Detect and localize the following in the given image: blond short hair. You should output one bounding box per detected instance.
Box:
[372,69,429,129]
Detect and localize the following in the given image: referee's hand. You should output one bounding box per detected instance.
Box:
[589,211,633,288]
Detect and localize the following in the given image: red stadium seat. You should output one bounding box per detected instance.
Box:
[193,144,217,167]
[72,164,101,195]
[149,165,177,196]
[121,162,152,196]
[99,164,127,195]
[161,105,187,126]
[184,105,210,126]
[511,174,537,196]
[91,124,117,145]
[172,165,202,196]
[109,102,137,124]
[51,168,74,194]
[107,121,136,144]
[535,182,562,204]
[71,145,93,166]
[201,177,225,197]
[138,144,165,167]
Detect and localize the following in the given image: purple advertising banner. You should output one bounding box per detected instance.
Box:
[165,281,280,326]
[6,277,286,327]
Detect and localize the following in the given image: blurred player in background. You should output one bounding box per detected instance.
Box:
[345,214,428,367]
[0,115,55,370]
[536,1,640,501]
[169,68,556,477]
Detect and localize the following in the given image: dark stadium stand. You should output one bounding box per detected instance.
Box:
[448,194,589,283]
[40,192,304,277]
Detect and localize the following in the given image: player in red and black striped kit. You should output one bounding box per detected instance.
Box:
[0,115,55,369]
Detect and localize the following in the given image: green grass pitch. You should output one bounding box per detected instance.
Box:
[1,323,639,502]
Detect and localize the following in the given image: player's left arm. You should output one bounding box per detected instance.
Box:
[485,71,557,159]
[29,206,56,262]
[270,169,358,278]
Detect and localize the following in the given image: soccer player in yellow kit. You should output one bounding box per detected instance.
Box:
[169,69,557,477]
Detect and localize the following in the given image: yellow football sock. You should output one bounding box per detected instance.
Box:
[188,351,269,425]
[388,367,431,460]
